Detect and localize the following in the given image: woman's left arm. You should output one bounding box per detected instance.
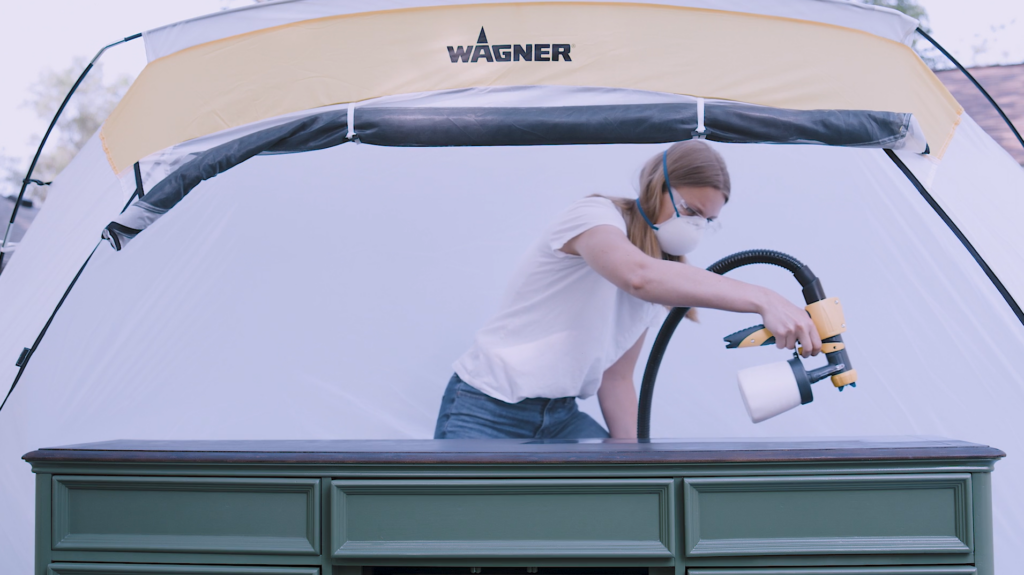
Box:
[597,330,647,439]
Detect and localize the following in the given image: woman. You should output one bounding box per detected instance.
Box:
[434,140,821,439]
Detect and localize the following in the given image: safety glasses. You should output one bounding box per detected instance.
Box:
[670,192,722,233]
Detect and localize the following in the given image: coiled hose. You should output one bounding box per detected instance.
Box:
[636,249,824,439]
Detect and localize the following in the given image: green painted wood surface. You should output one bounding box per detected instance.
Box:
[36,473,52,575]
[26,439,1001,574]
[971,472,994,575]
[51,476,320,555]
[684,564,978,568]
[47,550,323,567]
[320,476,333,575]
[47,565,319,575]
[332,479,674,559]
[683,475,973,557]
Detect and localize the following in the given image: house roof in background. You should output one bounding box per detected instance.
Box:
[935,63,1024,165]
[0,196,38,273]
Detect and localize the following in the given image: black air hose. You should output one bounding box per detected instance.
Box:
[636,249,824,439]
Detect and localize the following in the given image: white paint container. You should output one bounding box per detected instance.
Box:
[737,360,803,423]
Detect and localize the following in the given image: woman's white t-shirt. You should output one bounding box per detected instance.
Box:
[453,196,660,403]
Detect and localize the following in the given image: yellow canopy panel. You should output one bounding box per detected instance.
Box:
[101,1,962,173]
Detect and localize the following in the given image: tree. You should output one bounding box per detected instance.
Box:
[859,0,945,69]
[2,59,131,203]
[862,0,929,31]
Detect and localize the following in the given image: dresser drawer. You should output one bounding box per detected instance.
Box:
[331,479,673,559]
[52,476,320,555]
[683,474,973,557]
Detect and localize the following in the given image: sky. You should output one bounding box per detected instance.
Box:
[0,0,1022,186]
[0,0,240,181]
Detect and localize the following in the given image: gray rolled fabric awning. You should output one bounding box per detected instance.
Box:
[104,100,926,250]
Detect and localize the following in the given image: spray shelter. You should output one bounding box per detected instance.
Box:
[1,1,1023,572]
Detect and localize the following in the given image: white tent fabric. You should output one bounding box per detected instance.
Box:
[897,117,1024,308]
[3,125,1024,573]
[3,1,1024,574]
[0,136,126,395]
[143,0,920,62]
[0,136,126,571]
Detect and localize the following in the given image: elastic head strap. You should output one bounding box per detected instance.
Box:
[663,150,680,217]
[635,197,658,230]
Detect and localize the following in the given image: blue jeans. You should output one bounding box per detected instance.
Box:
[434,373,610,439]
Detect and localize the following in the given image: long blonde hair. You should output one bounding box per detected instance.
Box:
[604,140,731,260]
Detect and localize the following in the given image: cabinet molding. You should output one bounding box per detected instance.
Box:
[686,567,978,574]
[52,476,320,555]
[684,474,972,557]
[48,565,319,575]
[332,479,674,559]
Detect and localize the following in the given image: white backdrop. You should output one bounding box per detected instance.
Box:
[1,139,1022,572]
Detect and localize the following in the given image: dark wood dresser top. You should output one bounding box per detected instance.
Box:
[23,436,1005,465]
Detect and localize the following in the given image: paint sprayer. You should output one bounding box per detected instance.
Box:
[636,249,857,438]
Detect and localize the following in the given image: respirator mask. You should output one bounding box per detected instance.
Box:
[651,213,706,256]
[635,151,712,256]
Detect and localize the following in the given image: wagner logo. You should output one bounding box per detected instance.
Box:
[447,27,572,63]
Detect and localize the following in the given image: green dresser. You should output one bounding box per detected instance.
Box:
[23,438,1002,575]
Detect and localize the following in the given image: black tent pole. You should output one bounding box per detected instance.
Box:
[0,175,144,416]
[917,27,1024,153]
[885,149,1024,327]
[1,33,141,270]
[0,242,101,414]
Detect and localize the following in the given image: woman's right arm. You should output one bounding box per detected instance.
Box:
[562,225,822,356]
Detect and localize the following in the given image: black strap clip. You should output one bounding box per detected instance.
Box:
[15,347,31,368]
